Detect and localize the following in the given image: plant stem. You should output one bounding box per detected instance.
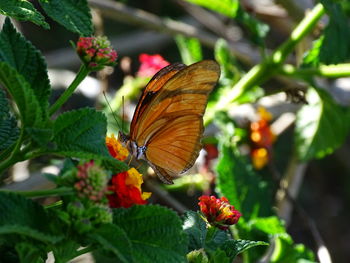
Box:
[204,3,325,126]
[280,63,350,78]
[0,187,74,198]
[49,65,90,116]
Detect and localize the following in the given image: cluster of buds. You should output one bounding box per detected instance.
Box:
[74,161,108,203]
[106,133,129,161]
[198,195,241,230]
[250,107,276,169]
[76,36,117,71]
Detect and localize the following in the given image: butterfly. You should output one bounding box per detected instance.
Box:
[119,60,220,184]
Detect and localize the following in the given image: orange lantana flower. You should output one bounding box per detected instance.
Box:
[106,133,129,161]
[107,168,151,208]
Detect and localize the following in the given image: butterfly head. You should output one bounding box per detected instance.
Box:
[118,131,146,160]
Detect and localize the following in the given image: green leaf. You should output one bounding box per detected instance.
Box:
[270,234,315,263]
[295,87,349,161]
[235,5,269,47]
[182,211,207,251]
[302,37,323,68]
[0,62,46,128]
[113,205,188,263]
[0,0,49,28]
[220,239,268,260]
[209,249,231,263]
[0,18,51,111]
[92,223,134,263]
[0,191,64,244]
[175,35,202,65]
[38,0,93,36]
[215,126,272,220]
[53,108,128,171]
[249,216,286,235]
[184,0,239,18]
[15,242,46,263]
[319,0,350,64]
[51,240,80,263]
[0,88,19,151]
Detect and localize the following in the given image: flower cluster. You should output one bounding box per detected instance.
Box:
[250,107,276,169]
[74,161,108,203]
[198,195,241,230]
[106,133,129,161]
[107,168,151,208]
[136,53,170,77]
[76,36,118,71]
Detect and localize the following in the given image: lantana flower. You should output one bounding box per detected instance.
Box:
[74,160,108,203]
[106,133,129,161]
[136,54,170,77]
[198,195,241,230]
[107,168,151,208]
[250,107,276,169]
[76,36,118,71]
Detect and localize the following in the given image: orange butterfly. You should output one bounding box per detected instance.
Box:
[119,60,220,184]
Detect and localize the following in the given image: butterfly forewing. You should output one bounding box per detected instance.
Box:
[129,60,220,184]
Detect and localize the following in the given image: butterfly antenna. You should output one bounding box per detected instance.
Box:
[103,91,122,131]
[128,155,133,166]
[122,96,125,133]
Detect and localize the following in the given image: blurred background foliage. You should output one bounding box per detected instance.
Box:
[2,0,350,262]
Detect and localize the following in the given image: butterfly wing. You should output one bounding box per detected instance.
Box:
[131,60,220,184]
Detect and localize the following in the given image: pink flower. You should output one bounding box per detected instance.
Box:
[136,54,170,77]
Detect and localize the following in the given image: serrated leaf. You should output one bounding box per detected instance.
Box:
[0,62,45,128]
[51,240,80,263]
[295,87,349,161]
[15,242,46,263]
[0,18,51,111]
[113,205,188,263]
[215,125,272,220]
[184,0,239,18]
[175,35,202,65]
[0,0,49,28]
[319,0,350,64]
[92,223,134,263]
[0,88,19,151]
[38,0,93,36]
[0,192,64,244]
[53,108,127,171]
[182,211,207,251]
[220,239,268,260]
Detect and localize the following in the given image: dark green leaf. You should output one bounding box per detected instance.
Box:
[175,35,202,65]
[209,249,230,263]
[0,0,48,28]
[53,108,127,172]
[319,0,350,64]
[295,87,349,161]
[0,88,19,151]
[184,0,239,18]
[182,211,207,251]
[15,242,46,263]
[51,240,80,263]
[220,239,268,260]
[0,18,51,111]
[215,135,272,220]
[92,223,134,263]
[38,0,93,36]
[0,62,46,128]
[270,234,315,263]
[0,191,64,243]
[113,205,188,263]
